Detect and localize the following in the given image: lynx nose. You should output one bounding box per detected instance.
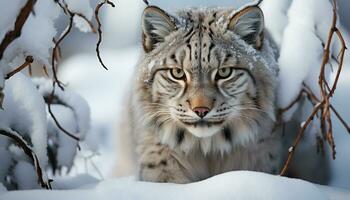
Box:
[192,107,210,118]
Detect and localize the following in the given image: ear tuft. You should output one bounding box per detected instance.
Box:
[229,6,264,49]
[142,6,177,53]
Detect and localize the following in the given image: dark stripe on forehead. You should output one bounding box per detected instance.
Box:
[184,26,194,39]
[208,42,215,62]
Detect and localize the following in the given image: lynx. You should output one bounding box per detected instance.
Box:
[115,4,330,184]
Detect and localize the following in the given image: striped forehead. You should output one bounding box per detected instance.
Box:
[176,11,237,75]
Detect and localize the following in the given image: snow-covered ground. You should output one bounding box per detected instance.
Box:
[2,171,350,200]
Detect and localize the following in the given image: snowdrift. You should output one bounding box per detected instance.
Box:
[1,171,350,200]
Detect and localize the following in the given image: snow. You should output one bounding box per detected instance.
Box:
[49,105,79,168]
[33,78,91,140]
[0,146,11,184]
[1,73,48,170]
[50,174,99,190]
[270,0,348,122]
[0,73,92,189]
[65,0,94,33]
[65,0,93,20]
[1,0,60,69]
[1,171,350,200]
[260,0,291,46]
[0,183,6,193]
[0,1,25,44]
[13,161,38,190]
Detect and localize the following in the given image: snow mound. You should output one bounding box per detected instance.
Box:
[1,171,350,200]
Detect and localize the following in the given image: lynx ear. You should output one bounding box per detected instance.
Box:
[142,6,177,53]
[229,6,264,49]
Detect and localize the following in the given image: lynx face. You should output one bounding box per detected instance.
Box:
[149,42,258,138]
[138,6,277,151]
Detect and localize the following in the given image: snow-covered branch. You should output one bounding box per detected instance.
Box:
[275,0,349,176]
[0,128,51,189]
[0,0,114,190]
[0,0,36,60]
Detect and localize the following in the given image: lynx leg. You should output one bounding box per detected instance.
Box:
[138,142,191,183]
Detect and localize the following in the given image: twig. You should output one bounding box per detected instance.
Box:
[47,86,81,145]
[143,0,150,6]
[43,65,49,77]
[0,129,51,189]
[280,102,323,175]
[329,28,347,95]
[28,64,32,76]
[0,0,37,60]
[94,0,115,70]
[52,1,74,90]
[5,56,34,79]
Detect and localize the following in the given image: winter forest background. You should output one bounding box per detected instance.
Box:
[1,0,350,199]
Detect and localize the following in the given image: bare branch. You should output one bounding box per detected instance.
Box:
[52,1,74,91]
[46,86,81,146]
[143,0,150,6]
[5,55,34,79]
[94,0,116,70]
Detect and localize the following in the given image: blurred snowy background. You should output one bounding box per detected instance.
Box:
[55,0,350,189]
[1,0,350,198]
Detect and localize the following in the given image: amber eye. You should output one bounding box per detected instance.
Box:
[216,68,233,79]
[170,68,185,80]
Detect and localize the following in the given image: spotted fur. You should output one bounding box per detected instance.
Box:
[118,5,282,183]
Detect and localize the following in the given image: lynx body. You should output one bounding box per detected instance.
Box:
[115,5,329,184]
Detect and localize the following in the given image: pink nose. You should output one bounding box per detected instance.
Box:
[192,107,210,118]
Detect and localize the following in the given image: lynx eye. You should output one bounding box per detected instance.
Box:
[216,67,233,79]
[170,68,185,80]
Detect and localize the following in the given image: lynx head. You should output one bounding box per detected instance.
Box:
[137,5,278,153]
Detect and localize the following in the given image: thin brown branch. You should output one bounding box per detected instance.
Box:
[5,56,34,79]
[0,0,37,60]
[0,91,4,110]
[143,0,150,6]
[280,102,323,175]
[329,28,347,95]
[51,2,74,90]
[28,64,32,76]
[52,38,61,63]
[42,65,49,77]
[47,86,81,144]
[330,104,350,134]
[94,0,115,70]
[0,129,51,189]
